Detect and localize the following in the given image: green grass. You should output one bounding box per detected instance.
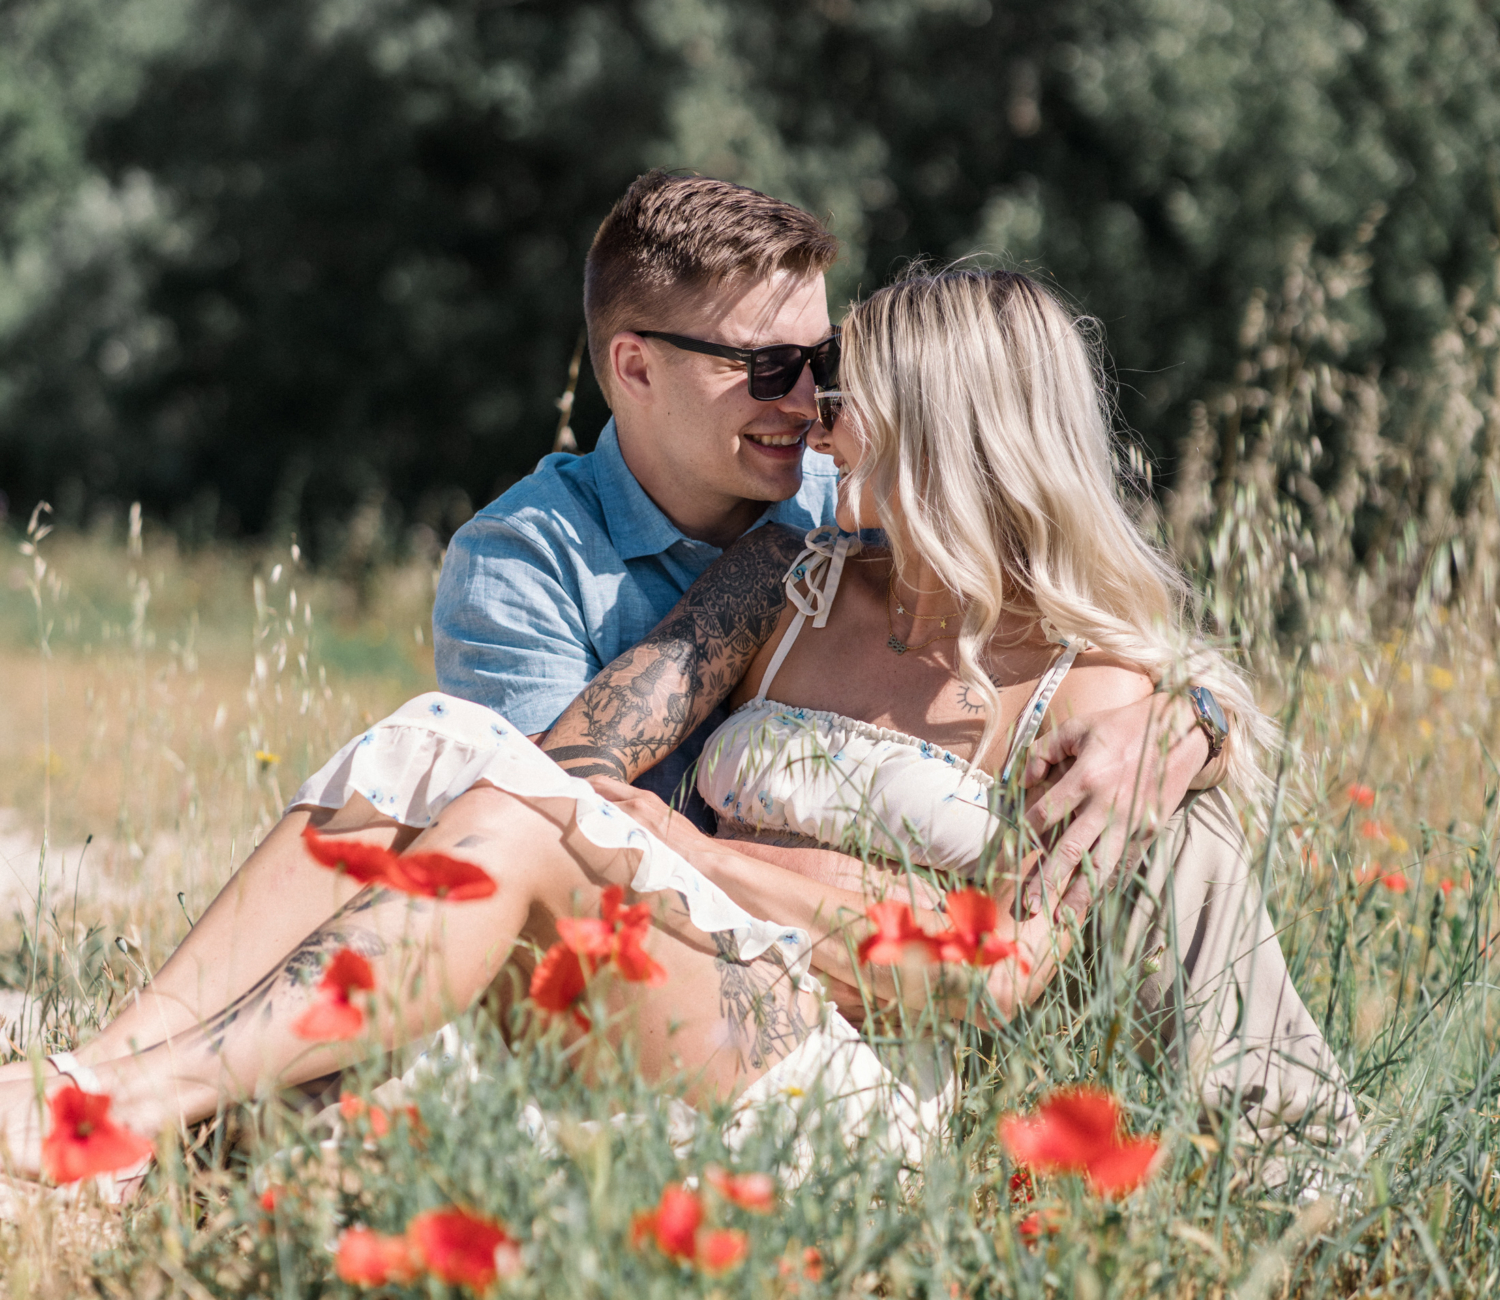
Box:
[1,459,1499,1298]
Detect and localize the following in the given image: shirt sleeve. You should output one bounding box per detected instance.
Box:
[432,514,601,735]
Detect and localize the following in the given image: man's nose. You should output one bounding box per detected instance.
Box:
[774,361,819,423]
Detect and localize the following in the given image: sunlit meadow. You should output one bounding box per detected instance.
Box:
[1,246,1499,1298]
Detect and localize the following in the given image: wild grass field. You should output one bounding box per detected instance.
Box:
[0,257,1498,1297]
[0,497,1494,1299]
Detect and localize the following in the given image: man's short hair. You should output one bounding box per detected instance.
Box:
[584,171,839,399]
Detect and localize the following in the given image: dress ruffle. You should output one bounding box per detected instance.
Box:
[289,692,814,982]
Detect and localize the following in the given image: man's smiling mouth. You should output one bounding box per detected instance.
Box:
[744,432,805,448]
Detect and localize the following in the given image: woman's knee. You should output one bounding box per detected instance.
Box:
[414,785,605,903]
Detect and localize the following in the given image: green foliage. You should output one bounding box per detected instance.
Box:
[0,0,1496,557]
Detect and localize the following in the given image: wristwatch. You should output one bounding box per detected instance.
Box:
[1187,685,1228,761]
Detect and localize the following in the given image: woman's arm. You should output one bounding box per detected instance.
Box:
[686,836,1063,1022]
[578,773,1051,1021]
[542,524,802,780]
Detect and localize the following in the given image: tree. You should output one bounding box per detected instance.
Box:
[0,0,1495,550]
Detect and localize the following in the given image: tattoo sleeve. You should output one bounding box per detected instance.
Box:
[542,523,804,781]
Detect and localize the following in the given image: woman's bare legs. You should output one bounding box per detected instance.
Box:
[0,796,412,1082]
[0,785,821,1173]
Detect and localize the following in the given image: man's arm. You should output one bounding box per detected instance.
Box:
[542,523,804,781]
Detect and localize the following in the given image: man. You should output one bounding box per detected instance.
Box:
[435,170,1213,894]
[433,171,841,828]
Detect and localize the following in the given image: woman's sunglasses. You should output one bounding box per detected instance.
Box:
[814,389,843,432]
[635,329,840,402]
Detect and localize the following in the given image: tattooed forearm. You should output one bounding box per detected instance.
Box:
[543,523,804,782]
[711,931,809,1072]
[540,744,628,781]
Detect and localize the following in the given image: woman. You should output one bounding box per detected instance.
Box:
[0,270,1356,1191]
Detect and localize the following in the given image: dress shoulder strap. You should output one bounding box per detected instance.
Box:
[754,526,862,705]
[998,639,1083,782]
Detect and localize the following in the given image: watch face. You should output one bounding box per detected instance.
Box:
[1192,686,1227,736]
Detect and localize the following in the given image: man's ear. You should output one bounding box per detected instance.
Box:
[608,332,655,408]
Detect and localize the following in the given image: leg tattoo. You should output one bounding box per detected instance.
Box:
[712,931,809,1072]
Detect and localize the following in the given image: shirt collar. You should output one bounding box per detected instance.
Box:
[593,419,708,561]
[594,418,781,560]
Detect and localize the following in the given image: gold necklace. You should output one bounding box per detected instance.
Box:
[885,578,961,655]
[888,574,957,620]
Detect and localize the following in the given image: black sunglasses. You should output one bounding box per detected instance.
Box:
[635,329,840,402]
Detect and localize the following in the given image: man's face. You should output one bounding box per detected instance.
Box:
[610,271,831,525]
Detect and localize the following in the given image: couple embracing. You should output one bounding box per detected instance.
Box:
[0,172,1360,1195]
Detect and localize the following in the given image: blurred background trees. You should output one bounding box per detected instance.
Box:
[1,0,1496,576]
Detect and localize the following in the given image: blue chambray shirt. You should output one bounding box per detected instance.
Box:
[433,418,839,820]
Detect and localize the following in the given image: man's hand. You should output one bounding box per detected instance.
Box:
[1020,693,1210,919]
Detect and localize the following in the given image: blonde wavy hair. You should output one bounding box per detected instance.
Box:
[839,267,1271,797]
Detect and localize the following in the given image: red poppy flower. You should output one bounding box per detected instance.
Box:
[936,889,1031,971]
[302,826,496,901]
[302,826,403,885]
[340,1092,390,1138]
[1381,873,1409,894]
[259,1185,282,1214]
[1359,819,1389,842]
[408,1207,521,1289]
[601,884,654,932]
[385,851,498,901]
[613,924,669,986]
[334,1227,419,1287]
[697,1228,749,1275]
[530,941,590,1026]
[40,1083,154,1184]
[291,947,375,1041]
[1440,878,1456,896]
[557,885,668,986]
[777,1246,825,1284]
[1347,783,1375,809]
[1079,1138,1161,1194]
[632,1184,705,1261]
[706,1165,775,1213]
[998,1086,1160,1197]
[1016,1208,1065,1244]
[1008,1168,1035,1204]
[857,900,941,966]
[342,1098,423,1139]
